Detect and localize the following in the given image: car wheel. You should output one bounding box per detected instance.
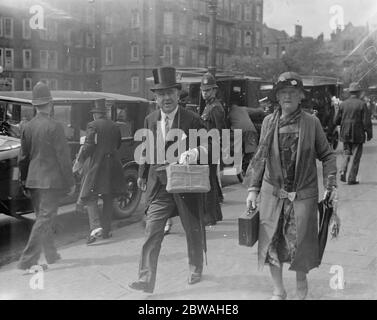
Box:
[113,167,142,219]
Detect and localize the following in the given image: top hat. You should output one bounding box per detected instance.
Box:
[200,72,218,90]
[150,66,182,92]
[274,72,305,95]
[90,98,107,113]
[32,81,52,106]
[348,82,362,93]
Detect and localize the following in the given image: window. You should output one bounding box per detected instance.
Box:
[5,78,15,91]
[116,106,134,138]
[49,79,58,90]
[64,80,72,90]
[198,52,206,67]
[131,76,139,93]
[163,12,173,35]
[236,4,242,20]
[23,49,32,68]
[256,30,261,48]
[86,57,96,72]
[191,48,198,66]
[53,105,73,139]
[105,47,113,65]
[23,78,32,91]
[47,20,58,41]
[0,17,3,37]
[40,50,48,69]
[264,47,270,56]
[64,55,71,71]
[22,19,31,39]
[198,0,207,14]
[0,48,3,67]
[163,45,173,65]
[4,48,14,69]
[131,10,140,28]
[105,16,113,33]
[244,31,252,47]
[4,17,13,38]
[245,4,252,21]
[86,32,94,48]
[179,16,186,35]
[192,19,199,39]
[179,46,186,66]
[256,5,262,22]
[48,51,58,69]
[236,29,242,47]
[131,45,140,61]
[86,6,96,24]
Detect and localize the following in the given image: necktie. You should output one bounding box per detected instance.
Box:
[164,115,170,141]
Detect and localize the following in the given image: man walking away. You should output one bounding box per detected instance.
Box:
[336,82,373,185]
[76,99,126,244]
[17,82,75,271]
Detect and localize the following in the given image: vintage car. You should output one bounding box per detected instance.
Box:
[0,90,155,219]
[301,75,343,150]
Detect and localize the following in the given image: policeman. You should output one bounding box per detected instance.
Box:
[200,72,226,225]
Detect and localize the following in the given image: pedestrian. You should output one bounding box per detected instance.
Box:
[244,72,338,300]
[228,93,259,175]
[200,72,225,225]
[129,66,207,294]
[17,81,75,271]
[76,98,126,245]
[335,82,373,185]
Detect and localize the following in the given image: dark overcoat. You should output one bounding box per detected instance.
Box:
[18,113,75,191]
[139,106,208,219]
[335,96,373,144]
[247,111,337,273]
[78,117,126,201]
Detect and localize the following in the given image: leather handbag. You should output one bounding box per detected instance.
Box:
[166,163,210,193]
[238,207,259,247]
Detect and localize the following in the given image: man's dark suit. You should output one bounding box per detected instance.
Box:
[17,112,74,269]
[137,106,207,293]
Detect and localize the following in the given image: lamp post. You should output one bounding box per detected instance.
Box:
[208,0,217,76]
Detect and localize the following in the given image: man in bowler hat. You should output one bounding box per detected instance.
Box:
[17,82,75,270]
[129,66,208,293]
[335,82,373,185]
[76,99,126,244]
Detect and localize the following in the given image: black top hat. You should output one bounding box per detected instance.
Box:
[90,98,107,113]
[150,66,182,92]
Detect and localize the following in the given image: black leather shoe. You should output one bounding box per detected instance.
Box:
[128,281,153,293]
[347,181,359,185]
[340,172,346,182]
[86,235,97,245]
[46,253,61,264]
[188,273,201,285]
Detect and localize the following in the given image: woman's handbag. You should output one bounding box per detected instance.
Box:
[238,207,259,247]
[166,162,210,193]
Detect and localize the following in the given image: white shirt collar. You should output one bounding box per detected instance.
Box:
[161,106,178,121]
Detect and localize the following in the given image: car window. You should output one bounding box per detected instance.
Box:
[53,104,74,140]
[116,104,134,138]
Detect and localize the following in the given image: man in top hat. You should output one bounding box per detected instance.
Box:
[17,81,75,270]
[335,82,373,185]
[129,66,208,293]
[76,98,126,244]
[200,72,225,225]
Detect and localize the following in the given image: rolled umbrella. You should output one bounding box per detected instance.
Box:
[318,199,334,264]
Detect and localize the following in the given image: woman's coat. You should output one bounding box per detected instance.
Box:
[247,111,337,273]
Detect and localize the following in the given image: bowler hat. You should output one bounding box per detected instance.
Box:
[348,82,362,92]
[90,98,107,113]
[150,66,182,92]
[274,72,305,95]
[200,72,218,90]
[32,81,52,106]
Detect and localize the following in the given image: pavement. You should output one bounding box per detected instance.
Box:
[0,126,377,300]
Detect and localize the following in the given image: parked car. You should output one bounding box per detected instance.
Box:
[0,90,155,219]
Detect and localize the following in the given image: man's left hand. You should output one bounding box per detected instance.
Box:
[179,149,199,165]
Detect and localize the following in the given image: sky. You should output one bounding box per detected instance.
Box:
[264,0,377,39]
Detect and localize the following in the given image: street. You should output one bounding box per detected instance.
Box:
[0,124,376,300]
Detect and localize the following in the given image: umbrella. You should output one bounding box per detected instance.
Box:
[318,199,334,264]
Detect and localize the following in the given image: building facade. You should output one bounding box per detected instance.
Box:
[100,0,264,99]
[0,0,101,91]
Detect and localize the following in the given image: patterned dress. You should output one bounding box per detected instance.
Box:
[266,122,300,267]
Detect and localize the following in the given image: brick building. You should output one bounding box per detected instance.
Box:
[0,0,101,92]
[99,0,264,99]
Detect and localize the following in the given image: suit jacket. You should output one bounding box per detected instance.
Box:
[18,113,74,190]
[138,106,208,210]
[246,110,337,272]
[78,117,126,200]
[335,96,373,144]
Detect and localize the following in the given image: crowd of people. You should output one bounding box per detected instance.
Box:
[15,66,374,300]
